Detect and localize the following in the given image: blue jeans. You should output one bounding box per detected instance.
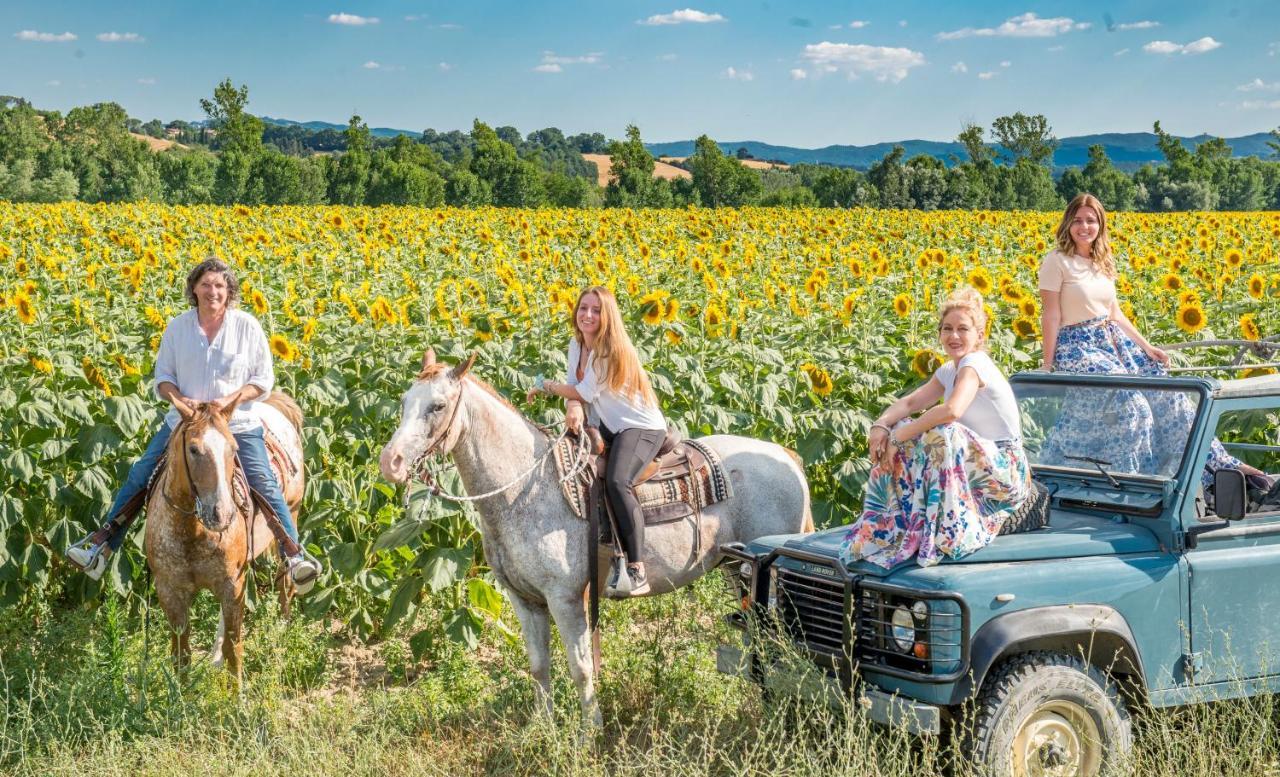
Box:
[102,423,298,554]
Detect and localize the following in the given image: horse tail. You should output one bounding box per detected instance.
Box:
[264,391,304,433]
[781,446,815,533]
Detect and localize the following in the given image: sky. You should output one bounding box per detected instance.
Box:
[3,1,1279,147]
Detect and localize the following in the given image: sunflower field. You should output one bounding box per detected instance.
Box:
[3,203,1279,652]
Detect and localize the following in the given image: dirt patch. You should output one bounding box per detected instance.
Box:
[582,153,692,188]
[660,155,788,171]
[130,132,186,152]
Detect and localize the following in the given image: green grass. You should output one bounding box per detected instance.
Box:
[4,574,1280,776]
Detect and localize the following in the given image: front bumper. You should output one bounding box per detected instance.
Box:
[715,642,942,735]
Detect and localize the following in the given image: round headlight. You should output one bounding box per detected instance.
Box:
[890,605,916,652]
[911,600,929,621]
[739,561,753,580]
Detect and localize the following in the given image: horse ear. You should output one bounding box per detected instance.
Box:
[449,352,477,381]
[174,398,196,421]
[219,396,241,421]
[422,348,437,370]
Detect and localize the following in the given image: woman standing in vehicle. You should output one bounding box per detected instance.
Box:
[1039,193,1264,487]
[842,287,1032,568]
[528,286,668,596]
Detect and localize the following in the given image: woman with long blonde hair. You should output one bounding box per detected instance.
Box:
[842,287,1031,568]
[1039,193,1262,488]
[528,286,666,595]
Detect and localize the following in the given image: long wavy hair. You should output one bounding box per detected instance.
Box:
[1054,193,1116,279]
[571,286,658,408]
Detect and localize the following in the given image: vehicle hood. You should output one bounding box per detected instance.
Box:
[756,510,1164,578]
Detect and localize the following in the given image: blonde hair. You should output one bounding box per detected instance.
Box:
[572,286,658,408]
[939,286,988,349]
[1055,193,1116,279]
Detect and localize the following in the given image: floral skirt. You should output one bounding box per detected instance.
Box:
[840,423,1031,569]
[1047,316,1241,488]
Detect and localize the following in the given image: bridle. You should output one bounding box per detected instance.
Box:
[162,420,249,530]
[406,379,470,478]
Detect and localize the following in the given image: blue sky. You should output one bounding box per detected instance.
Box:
[4,1,1279,146]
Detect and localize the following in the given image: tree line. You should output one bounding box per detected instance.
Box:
[1,81,1278,212]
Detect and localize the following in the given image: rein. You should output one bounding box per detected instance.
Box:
[161,421,249,527]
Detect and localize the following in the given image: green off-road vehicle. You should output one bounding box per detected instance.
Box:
[718,367,1280,775]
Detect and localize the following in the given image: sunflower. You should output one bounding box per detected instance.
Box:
[800,363,834,397]
[302,318,317,343]
[27,354,53,375]
[1176,303,1206,334]
[1240,313,1261,342]
[81,357,111,396]
[1242,367,1277,378]
[14,292,35,325]
[704,302,726,335]
[1224,248,1244,268]
[1161,273,1184,292]
[1177,289,1201,307]
[664,298,679,322]
[1018,298,1038,318]
[1012,317,1038,339]
[664,329,682,346]
[892,293,912,318]
[967,268,993,295]
[911,349,943,379]
[250,289,269,315]
[1248,273,1266,300]
[270,334,298,362]
[637,290,668,325]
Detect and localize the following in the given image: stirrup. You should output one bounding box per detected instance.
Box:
[66,533,108,581]
[604,556,631,599]
[287,549,323,594]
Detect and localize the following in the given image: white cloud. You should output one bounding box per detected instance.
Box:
[1114,48,1129,56]
[848,20,869,29]
[1143,37,1221,55]
[46,80,61,87]
[1115,20,1159,31]
[978,71,997,80]
[938,13,1090,41]
[1000,60,1011,67]
[658,53,679,61]
[328,13,379,26]
[534,63,562,73]
[542,52,603,65]
[638,9,726,26]
[898,20,908,27]
[1238,78,1280,92]
[799,42,926,83]
[137,77,156,85]
[951,61,968,73]
[789,68,807,80]
[438,62,454,71]
[1240,99,1280,110]
[362,60,381,69]
[14,30,77,42]
[433,23,461,30]
[97,32,144,43]
[1271,42,1279,57]
[1047,44,1065,52]
[724,66,753,81]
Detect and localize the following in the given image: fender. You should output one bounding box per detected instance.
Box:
[946,604,1146,705]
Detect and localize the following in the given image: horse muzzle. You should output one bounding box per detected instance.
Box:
[196,494,237,533]
[379,442,411,484]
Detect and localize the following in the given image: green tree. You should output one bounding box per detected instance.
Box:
[991,112,1057,165]
[1057,145,1135,211]
[200,79,264,203]
[867,146,911,208]
[328,114,372,205]
[687,135,760,207]
[604,125,671,208]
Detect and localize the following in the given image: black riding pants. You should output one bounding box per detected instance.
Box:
[601,425,666,564]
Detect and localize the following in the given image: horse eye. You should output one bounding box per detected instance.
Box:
[188,444,200,455]
[430,402,446,413]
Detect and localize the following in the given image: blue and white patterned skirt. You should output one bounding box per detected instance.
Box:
[1045,316,1240,488]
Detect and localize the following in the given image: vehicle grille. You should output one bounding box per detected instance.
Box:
[854,586,965,676]
[775,567,847,656]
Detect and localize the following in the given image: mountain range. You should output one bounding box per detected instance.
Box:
[257,117,1277,171]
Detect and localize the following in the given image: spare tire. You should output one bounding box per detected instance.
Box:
[1000,479,1050,535]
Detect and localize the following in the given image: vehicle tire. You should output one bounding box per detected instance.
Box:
[966,651,1132,777]
[999,480,1050,535]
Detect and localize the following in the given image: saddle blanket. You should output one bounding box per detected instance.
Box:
[553,435,733,524]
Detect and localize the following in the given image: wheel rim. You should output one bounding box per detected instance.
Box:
[1010,700,1103,777]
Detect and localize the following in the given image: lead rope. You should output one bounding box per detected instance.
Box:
[407,427,590,505]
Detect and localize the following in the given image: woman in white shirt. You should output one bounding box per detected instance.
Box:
[530,286,667,596]
[840,287,1032,568]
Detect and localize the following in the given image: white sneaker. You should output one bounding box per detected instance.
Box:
[287,553,322,595]
[66,543,108,581]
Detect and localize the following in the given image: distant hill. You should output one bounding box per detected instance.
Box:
[257,115,1277,171]
[260,116,421,139]
[645,132,1280,171]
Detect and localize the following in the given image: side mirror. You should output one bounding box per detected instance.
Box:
[1214,468,1248,521]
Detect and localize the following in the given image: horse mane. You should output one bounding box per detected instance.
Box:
[263,391,304,433]
[414,363,546,438]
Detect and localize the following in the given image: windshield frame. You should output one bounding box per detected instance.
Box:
[1009,371,1214,487]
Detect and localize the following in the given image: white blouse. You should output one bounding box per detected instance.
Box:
[933,352,1021,442]
[153,308,274,433]
[565,339,666,434]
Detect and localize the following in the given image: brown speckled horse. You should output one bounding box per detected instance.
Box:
[144,393,305,683]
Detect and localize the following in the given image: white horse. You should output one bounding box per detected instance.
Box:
[379,350,812,725]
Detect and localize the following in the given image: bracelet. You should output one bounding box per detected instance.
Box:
[870,422,892,436]
[889,429,911,448]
